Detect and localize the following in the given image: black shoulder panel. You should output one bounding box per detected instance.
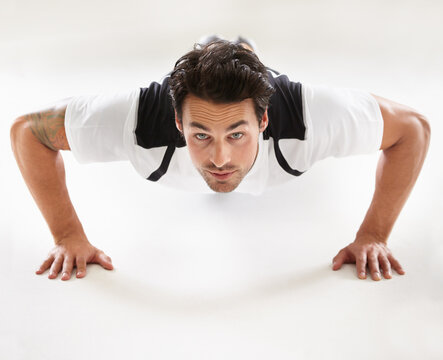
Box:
[135,76,184,182]
[264,69,306,176]
[264,70,305,142]
[135,76,186,149]
[135,70,306,180]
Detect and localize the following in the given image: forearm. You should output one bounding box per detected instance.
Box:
[356,118,431,243]
[10,117,85,243]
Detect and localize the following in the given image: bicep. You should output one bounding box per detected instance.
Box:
[20,99,72,151]
[370,94,423,150]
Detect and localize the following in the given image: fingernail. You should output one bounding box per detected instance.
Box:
[375,272,381,280]
[359,272,366,278]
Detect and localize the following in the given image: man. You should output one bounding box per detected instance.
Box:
[10,36,431,282]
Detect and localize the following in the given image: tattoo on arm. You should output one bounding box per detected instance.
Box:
[26,108,69,151]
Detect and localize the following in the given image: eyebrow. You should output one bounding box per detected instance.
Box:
[189,120,248,132]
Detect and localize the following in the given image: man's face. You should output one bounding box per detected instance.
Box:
[176,94,268,193]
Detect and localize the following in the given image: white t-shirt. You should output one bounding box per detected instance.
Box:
[65,72,383,195]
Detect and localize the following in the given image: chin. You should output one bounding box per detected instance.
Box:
[208,182,238,193]
[200,170,244,193]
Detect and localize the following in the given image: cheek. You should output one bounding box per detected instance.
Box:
[227,137,258,170]
[236,137,256,161]
[186,138,205,164]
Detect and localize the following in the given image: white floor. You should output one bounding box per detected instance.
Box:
[1,1,442,359]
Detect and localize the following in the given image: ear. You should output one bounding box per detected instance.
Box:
[175,110,183,133]
[259,108,269,132]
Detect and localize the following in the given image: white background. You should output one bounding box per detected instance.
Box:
[1,0,442,359]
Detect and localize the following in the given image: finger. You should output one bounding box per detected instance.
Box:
[48,256,64,279]
[378,254,392,279]
[97,252,114,270]
[61,255,75,281]
[356,252,367,279]
[36,255,55,275]
[76,257,87,278]
[388,254,405,275]
[332,249,347,270]
[368,252,381,281]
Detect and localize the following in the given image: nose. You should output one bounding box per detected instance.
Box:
[210,141,231,168]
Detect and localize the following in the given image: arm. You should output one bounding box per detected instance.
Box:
[332,94,431,280]
[10,99,113,280]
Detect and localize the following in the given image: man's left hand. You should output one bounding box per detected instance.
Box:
[332,236,406,280]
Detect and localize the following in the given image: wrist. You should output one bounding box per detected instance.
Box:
[52,223,88,245]
[355,230,388,244]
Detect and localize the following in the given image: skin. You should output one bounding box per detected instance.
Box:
[332,94,430,280]
[9,44,430,281]
[175,94,268,193]
[10,100,113,281]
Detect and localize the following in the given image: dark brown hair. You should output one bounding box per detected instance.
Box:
[169,40,275,125]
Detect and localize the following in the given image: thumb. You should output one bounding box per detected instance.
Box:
[97,251,114,270]
[332,249,347,271]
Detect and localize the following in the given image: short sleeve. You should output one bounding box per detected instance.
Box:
[303,84,384,165]
[65,89,140,163]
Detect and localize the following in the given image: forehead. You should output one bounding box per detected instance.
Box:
[182,94,256,128]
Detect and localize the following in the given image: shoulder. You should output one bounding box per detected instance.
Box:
[136,75,185,149]
[264,69,306,142]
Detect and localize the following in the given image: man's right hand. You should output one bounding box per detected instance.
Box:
[36,235,114,280]
[11,104,114,281]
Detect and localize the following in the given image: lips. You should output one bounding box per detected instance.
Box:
[208,170,236,180]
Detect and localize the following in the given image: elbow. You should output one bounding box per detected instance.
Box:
[414,113,431,149]
[10,116,27,152]
[400,112,431,159]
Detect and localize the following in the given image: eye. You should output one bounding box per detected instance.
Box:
[230,132,244,140]
[195,133,209,140]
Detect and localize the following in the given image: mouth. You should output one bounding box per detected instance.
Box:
[207,170,236,181]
